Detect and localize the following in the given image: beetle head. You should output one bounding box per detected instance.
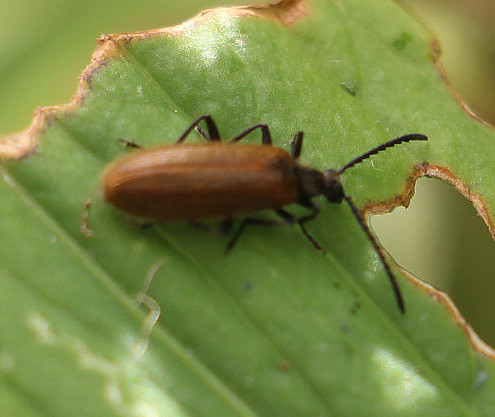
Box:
[295,166,344,203]
[322,169,344,203]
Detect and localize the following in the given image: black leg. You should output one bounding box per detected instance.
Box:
[290,131,304,159]
[176,115,221,143]
[196,126,209,140]
[284,202,324,251]
[230,124,272,145]
[226,215,295,252]
[343,195,405,313]
[274,207,296,224]
[118,138,142,149]
[219,203,322,253]
[190,218,234,236]
[296,199,320,224]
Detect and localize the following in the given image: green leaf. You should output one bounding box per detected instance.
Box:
[1,0,495,416]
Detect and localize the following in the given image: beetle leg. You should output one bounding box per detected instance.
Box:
[277,207,318,249]
[176,115,222,143]
[191,218,234,236]
[296,199,320,224]
[274,207,296,224]
[280,203,324,251]
[226,215,294,252]
[117,138,142,149]
[290,131,304,160]
[196,126,209,140]
[230,124,272,145]
[227,206,323,252]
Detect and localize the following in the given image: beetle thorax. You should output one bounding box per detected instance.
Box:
[293,165,324,200]
[295,166,344,203]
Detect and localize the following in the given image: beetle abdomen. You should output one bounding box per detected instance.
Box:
[103,143,298,221]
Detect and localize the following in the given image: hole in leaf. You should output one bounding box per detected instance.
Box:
[372,177,495,346]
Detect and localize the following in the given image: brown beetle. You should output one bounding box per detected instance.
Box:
[103,115,427,312]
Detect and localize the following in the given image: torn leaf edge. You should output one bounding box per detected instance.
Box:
[2,0,495,359]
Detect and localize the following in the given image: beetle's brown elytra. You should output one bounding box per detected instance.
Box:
[103,143,298,221]
[102,115,427,313]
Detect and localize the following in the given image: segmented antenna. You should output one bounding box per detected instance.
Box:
[343,195,405,313]
[336,133,427,313]
[337,134,427,175]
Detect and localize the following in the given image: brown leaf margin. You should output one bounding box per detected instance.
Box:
[363,46,495,359]
[364,161,495,360]
[1,0,494,359]
[0,0,306,160]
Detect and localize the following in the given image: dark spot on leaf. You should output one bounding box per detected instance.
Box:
[243,281,253,291]
[340,82,356,96]
[278,360,291,372]
[350,302,362,315]
[391,32,412,50]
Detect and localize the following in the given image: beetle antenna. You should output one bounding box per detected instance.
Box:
[343,194,405,313]
[337,134,427,174]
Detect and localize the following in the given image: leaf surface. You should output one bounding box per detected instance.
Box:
[1,0,495,416]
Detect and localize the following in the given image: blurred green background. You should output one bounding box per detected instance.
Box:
[1,0,494,344]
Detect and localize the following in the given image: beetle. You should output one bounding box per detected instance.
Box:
[103,115,427,312]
